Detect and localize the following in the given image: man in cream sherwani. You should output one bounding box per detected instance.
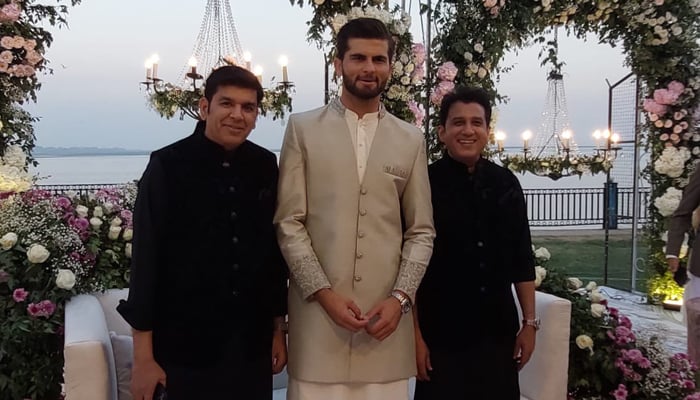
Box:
[274,17,435,400]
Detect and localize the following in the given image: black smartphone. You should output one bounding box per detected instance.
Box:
[153,383,167,400]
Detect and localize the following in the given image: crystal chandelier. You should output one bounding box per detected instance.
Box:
[140,0,294,121]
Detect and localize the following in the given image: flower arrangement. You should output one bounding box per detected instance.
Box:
[0,185,135,399]
[0,143,31,193]
[290,0,424,125]
[534,245,699,399]
[501,153,613,181]
[1,0,83,164]
[147,58,294,121]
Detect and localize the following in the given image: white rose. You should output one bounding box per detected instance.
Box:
[463,52,473,62]
[108,226,122,240]
[474,43,484,53]
[75,205,89,218]
[575,334,594,354]
[123,228,133,241]
[534,247,551,261]
[27,244,50,263]
[110,217,122,227]
[2,145,27,168]
[125,243,132,258]
[477,67,487,79]
[90,217,103,229]
[568,277,583,289]
[93,206,103,218]
[591,303,606,318]
[55,269,76,290]
[534,266,547,288]
[590,290,605,303]
[313,0,324,4]
[585,281,597,291]
[0,232,18,250]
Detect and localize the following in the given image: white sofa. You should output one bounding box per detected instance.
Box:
[64,289,570,400]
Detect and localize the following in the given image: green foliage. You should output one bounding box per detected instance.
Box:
[0,0,82,162]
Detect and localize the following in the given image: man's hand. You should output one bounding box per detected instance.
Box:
[364,297,402,341]
[513,326,536,371]
[415,334,432,381]
[315,288,368,332]
[271,329,287,374]
[668,257,680,273]
[131,357,166,400]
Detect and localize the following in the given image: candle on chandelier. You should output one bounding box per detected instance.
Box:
[253,65,263,84]
[522,130,532,151]
[188,57,198,75]
[495,130,506,152]
[144,59,153,80]
[150,54,160,80]
[592,130,602,149]
[611,132,620,145]
[279,55,289,82]
[244,51,252,71]
[561,129,572,150]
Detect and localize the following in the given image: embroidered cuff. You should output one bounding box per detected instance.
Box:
[393,258,427,304]
[289,254,331,299]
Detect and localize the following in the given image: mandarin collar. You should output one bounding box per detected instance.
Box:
[330,97,387,119]
[444,153,486,176]
[192,120,248,162]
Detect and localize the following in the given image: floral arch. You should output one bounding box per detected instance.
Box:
[294,0,700,298]
[424,0,699,300]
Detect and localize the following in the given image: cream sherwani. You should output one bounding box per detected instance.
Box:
[275,99,435,398]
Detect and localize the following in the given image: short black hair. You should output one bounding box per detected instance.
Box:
[203,65,264,105]
[439,86,492,127]
[336,17,396,62]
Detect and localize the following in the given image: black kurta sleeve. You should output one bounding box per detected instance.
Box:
[509,175,536,283]
[268,155,289,318]
[116,154,168,331]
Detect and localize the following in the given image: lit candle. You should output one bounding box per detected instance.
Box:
[188,56,197,75]
[244,51,252,71]
[611,132,620,145]
[279,55,289,82]
[561,129,572,150]
[253,65,263,84]
[592,130,602,149]
[495,130,506,152]
[144,59,153,80]
[522,130,532,151]
[150,54,160,80]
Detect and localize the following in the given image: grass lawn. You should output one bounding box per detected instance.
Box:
[531,232,649,292]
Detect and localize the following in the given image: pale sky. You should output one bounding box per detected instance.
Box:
[25,0,629,152]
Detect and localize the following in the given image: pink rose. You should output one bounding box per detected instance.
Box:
[654,88,680,105]
[411,43,426,65]
[12,288,28,302]
[660,133,670,141]
[27,300,56,318]
[408,100,425,128]
[643,98,668,115]
[436,61,458,82]
[668,80,685,95]
[0,2,21,23]
[612,384,628,400]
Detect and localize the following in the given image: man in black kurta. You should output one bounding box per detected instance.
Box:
[413,87,536,399]
[117,66,288,400]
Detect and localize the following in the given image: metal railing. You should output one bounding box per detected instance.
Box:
[523,186,650,227]
[36,184,651,228]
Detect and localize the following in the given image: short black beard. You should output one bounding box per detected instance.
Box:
[342,73,385,100]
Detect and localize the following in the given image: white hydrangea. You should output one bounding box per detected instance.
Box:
[654,187,683,217]
[1,145,27,168]
[654,146,690,178]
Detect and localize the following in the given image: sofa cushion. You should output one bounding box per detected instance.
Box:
[110,331,134,400]
[98,289,132,336]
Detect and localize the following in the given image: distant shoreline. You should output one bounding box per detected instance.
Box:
[35,152,150,158]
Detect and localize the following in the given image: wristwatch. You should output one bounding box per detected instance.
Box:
[522,318,541,331]
[391,290,412,314]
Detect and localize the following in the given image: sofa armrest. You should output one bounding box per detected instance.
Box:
[518,291,571,400]
[64,294,118,400]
